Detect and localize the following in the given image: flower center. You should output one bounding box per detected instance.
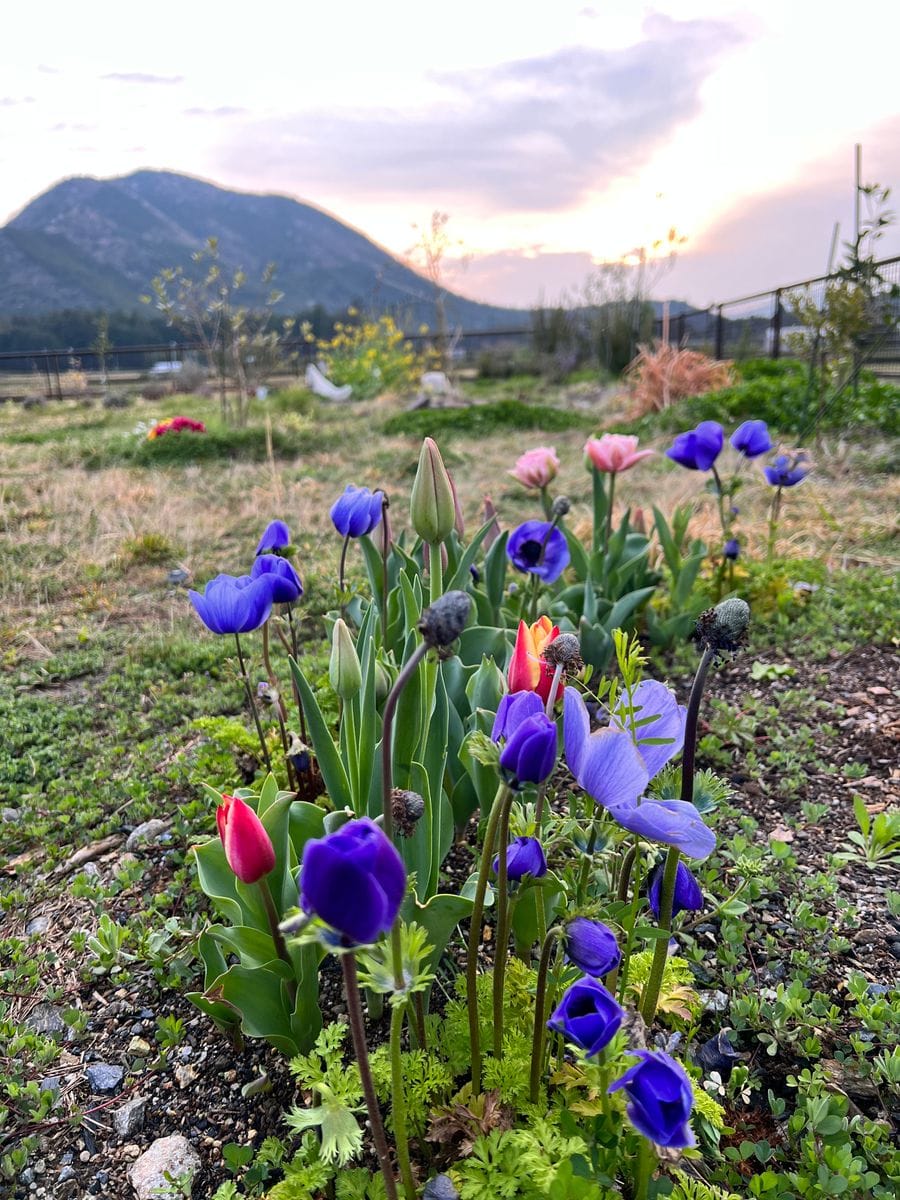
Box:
[520,539,544,566]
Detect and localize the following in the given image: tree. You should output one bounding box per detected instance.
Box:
[407,212,464,371]
[143,238,287,426]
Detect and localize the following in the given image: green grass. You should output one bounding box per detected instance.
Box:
[383,397,592,438]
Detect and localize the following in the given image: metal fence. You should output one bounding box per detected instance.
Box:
[651,255,900,376]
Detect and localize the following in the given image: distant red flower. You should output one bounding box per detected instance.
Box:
[147,416,206,440]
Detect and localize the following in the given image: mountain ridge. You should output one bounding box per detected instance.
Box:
[0,170,525,327]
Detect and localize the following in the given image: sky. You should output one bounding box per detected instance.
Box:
[2,0,899,310]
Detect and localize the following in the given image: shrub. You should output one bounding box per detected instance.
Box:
[383,399,591,438]
[316,314,430,400]
[625,343,733,414]
[81,424,311,468]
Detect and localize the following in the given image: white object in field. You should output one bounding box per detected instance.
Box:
[420,370,453,395]
[305,362,353,401]
[255,386,269,401]
[150,361,183,375]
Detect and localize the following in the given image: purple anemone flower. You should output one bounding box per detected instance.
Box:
[492,835,548,880]
[764,453,810,488]
[189,573,275,635]
[547,976,624,1057]
[665,421,724,471]
[499,713,558,786]
[648,860,704,919]
[565,917,621,977]
[724,538,740,561]
[300,817,406,946]
[507,520,570,584]
[613,679,686,781]
[250,554,303,604]
[255,519,291,556]
[330,485,384,537]
[491,691,544,743]
[608,1050,695,1148]
[730,420,772,458]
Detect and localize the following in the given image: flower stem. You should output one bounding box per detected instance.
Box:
[234,634,273,778]
[341,953,398,1200]
[632,1138,655,1200]
[767,486,783,563]
[390,1001,417,1200]
[428,540,443,605]
[602,470,616,559]
[591,466,605,555]
[338,533,351,597]
[262,622,296,792]
[492,789,515,1058]
[467,782,512,1095]
[257,874,296,1004]
[539,485,553,520]
[529,926,564,1103]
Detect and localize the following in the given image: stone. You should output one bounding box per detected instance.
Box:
[128,1036,152,1056]
[26,1003,66,1037]
[85,1063,124,1094]
[39,1077,61,1102]
[423,1176,460,1200]
[113,1096,148,1138]
[128,1135,200,1199]
[125,820,170,852]
[174,1064,198,1089]
[700,990,729,1015]
[25,915,50,936]
[2,807,21,822]
[58,1166,77,1184]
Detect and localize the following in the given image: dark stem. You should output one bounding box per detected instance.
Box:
[529,926,564,1103]
[261,622,296,792]
[380,497,391,634]
[467,782,511,1095]
[284,604,308,743]
[234,634,274,777]
[341,953,398,1200]
[492,789,515,1058]
[680,645,716,806]
[338,533,351,598]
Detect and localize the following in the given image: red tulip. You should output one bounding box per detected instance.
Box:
[508,617,560,704]
[216,794,276,884]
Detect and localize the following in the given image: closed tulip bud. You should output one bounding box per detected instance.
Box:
[329,618,362,699]
[410,437,456,544]
[373,659,393,703]
[216,794,276,884]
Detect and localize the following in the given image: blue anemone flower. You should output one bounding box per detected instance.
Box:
[255,520,291,556]
[251,554,303,604]
[330,485,384,537]
[507,520,570,584]
[665,421,724,471]
[189,573,275,635]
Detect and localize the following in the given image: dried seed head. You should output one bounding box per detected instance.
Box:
[542,633,583,672]
[694,597,750,658]
[418,590,472,649]
[391,789,425,838]
[551,495,571,517]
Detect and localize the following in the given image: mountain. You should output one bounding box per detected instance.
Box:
[0,170,525,328]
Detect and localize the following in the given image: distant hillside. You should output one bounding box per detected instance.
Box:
[0,170,524,329]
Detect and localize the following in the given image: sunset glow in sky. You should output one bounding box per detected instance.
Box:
[2,0,899,307]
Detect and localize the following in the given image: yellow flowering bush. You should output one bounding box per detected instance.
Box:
[315,313,432,400]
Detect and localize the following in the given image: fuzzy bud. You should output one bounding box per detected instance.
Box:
[542,632,583,672]
[551,495,571,517]
[418,590,471,649]
[391,788,425,837]
[694,597,750,657]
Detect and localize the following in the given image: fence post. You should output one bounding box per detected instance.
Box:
[714,306,724,359]
[772,290,783,360]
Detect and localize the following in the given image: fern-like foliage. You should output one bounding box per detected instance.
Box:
[650,764,733,814]
[369,1047,454,1132]
[669,1170,742,1200]
[623,951,701,1021]
[284,1026,364,1167]
[264,1132,334,1200]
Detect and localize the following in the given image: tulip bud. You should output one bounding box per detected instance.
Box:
[329,618,362,699]
[373,659,393,703]
[216,794,276,884]
[410,437,456,544]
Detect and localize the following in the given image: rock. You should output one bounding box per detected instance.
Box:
[58,1166,77,1184]
[174,1064,198,1089]
[39,1077,61,1103]
[125,820,170,852]
[700,990,729,1015]
[128,1036,152,1056]
[113,1096,148,1138]
[26,1003,66,1037]
[2,807,21,822]
[26,915,50,936]
[890,942,900,961]
[85,1063,124,1094]
[423,1176,461,1200]
[129,1136,200,1199]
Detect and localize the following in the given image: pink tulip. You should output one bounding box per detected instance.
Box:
[584,434,655,474]
[216,794,276,884]
[509,446,560,489]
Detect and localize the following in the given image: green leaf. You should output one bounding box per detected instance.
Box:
[290,658,352,811]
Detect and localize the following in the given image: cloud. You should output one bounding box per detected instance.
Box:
[216,15,740,212]
[183,105,247,118]
[1,96,35,106]
[101,72,184,85]
[445,249,600,307]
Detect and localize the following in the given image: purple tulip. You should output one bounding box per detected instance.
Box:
[730,420,772,458]
[499,712,558,786]
[300,818,406,946]
[250,554,303,604]
[330,485,384,537]
[648,860,704,919]
[764,453,810,488]
[565,918,621,977]
[189,573,274,635]
[547,976,624,1057]
[507,520,570,584]
[255,519,291,556]
[608,1050,695,1148]
[492,835,547,881]
[665,421,724,471]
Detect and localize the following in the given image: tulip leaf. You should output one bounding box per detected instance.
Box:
[458,625,511,671]
[207,963,305,1055]
[445,519,494,593]
[358,534,385,620]
[401,761,433,902]
[604,586,656,632]
[193,835,257,929]
[288,801,327,858]
[408,892,474,982]
[290,942,323,1051]
[511,876,563,952]
[289,658,353,812]
[256,773,280,817]
[207,924,284,969]
[483,531,510,616]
